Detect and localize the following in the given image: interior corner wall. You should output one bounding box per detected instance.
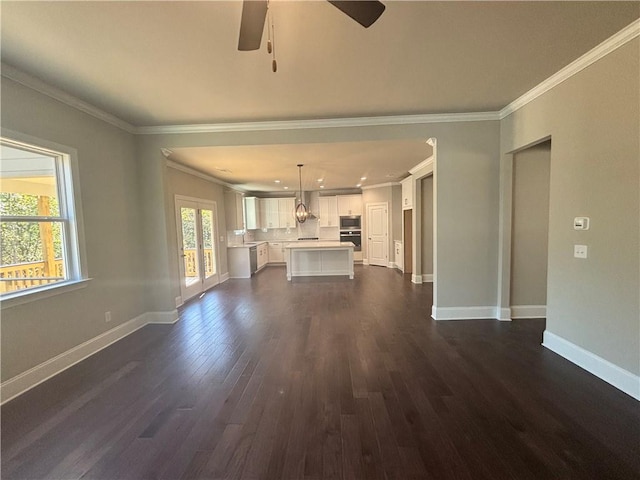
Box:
[0,78,146,382]
[500,38,640,375]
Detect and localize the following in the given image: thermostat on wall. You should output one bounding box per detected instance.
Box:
[574,217,590,230]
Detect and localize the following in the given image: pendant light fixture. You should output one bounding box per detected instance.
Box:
[295,164,308,223]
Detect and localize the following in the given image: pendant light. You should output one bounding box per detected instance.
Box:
[295,164,308,223]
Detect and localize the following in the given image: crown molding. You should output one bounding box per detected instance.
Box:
[500,18,640,119]
[361,182,400,190]
[409,156,434,175]
[165,159,247,192]
[135,111,500,135]
[1,63,136,134]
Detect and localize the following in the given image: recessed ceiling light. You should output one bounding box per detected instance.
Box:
[274,180,281,183]
[317,178,323,182]
[284,186,289,189]
[360,176,367,181]
[356,183,362,187]
[320,185,325,189]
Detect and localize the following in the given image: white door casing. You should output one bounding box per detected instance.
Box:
[175,196,220,303]
[367,202,388,267]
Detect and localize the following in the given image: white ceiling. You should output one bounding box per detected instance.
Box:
[1,1,638,192]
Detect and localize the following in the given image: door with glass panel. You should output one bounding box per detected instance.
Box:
[175,197,219,303]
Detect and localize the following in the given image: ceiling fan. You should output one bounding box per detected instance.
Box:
[238,0,386,51]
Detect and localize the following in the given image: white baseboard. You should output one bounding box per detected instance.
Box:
[220,272,230,283]
[497,307,512,321]
[422,274,433,283]
[511,305,546,319]
[411,274,422,284]
[543,330,640,401]
[362,259,369,265]
[387,262,396,269]
[431,305,497,321]
[145,309,179,324]
[1,313,148,404]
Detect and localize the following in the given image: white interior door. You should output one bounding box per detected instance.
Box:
[176,196,220,303]
[367,203,388,267]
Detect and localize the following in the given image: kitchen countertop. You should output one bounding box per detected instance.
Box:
[227,240,268,249]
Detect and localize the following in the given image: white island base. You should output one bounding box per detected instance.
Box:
[284,242,354,281]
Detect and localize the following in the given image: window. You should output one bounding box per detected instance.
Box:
[0,134,86,301]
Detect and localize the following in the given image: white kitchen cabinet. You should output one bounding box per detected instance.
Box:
[401,176,413,209]
[278,197,296,228]
[258,197,295,229]
[268,242,285,263]
[337,194,362,216]
[257,242,269,269]
[318,196,338,227]
[260,198,279,229]
[244,197,260,230]
[224,190,245,231]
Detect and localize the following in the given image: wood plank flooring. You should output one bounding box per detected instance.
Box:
[2,265,639,479]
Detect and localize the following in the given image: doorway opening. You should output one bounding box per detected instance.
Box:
[510,140,551,318]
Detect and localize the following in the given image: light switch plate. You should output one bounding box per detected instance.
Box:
[574,244,588,259]
[574,217,590,230]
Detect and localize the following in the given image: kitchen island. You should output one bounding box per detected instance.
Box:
[284,241,354,281]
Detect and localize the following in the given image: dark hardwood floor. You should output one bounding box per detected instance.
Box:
[2,266,639,480]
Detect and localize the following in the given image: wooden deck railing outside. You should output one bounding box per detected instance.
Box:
[184,249,215,278]
[1,248,216,294]
[0,259,65,293]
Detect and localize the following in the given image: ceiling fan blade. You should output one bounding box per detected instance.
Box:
[238,0,268,51]
[327,1,385,28]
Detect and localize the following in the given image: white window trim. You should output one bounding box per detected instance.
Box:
[0,129,89,305]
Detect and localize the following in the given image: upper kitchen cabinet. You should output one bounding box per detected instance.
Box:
[318,196,338,227]
[244,197,260,230]
[224,189,245,231]
[259,197,296,229]
[401,177,413,209]
[278,197,296,228]
[260,198,278,229]
[337,194,362,216]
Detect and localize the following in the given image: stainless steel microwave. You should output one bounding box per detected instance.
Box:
[339,215,361,230]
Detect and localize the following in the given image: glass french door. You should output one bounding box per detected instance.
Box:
[175,197,219,302]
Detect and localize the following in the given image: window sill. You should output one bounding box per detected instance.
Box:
[0,278,93,309]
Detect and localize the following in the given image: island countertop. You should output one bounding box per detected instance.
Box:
[284,241,354,249]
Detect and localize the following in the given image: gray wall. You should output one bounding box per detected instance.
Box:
[510,141,550,306]
[1,78,146,381]
[500,39,639,374]
[421,176,434,276]
[391,185,402,244]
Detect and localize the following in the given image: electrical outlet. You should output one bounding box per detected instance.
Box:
[105,311,112,322]
[574,245,588,259]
